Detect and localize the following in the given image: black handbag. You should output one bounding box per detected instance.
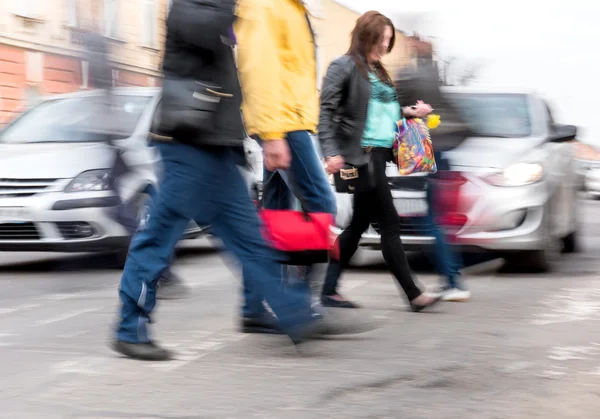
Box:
[158,78,231,134]
[333,165,361,194]
[333,150,375,194]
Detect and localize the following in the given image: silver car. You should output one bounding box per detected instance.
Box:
[0,88,259,264]
[333,87,579,272]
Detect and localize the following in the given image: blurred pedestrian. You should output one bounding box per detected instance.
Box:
[82,29,188,299]
[110,0,367,361]
[234,0,337,333]
[318,11,441,311]
[395,36,472,302]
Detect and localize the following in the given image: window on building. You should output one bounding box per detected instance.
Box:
[67,0,78,28]
[141,0,157,48]
[81,61,89,89]
[25,85,41,108]
[111,69,119,87]
[104,0,119,38]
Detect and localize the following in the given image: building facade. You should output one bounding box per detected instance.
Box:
[0,0,409,125]
[0,0,170,124]
[310,0,409,87]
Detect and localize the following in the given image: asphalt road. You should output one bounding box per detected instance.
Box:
[1,198,600,419]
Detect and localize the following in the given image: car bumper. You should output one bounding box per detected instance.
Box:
[336,176,550,253]
[585,177,600,196]
[0,192,132,252]
[0,191,211,253]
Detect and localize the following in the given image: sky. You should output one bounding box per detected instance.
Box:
[335,0,600,144]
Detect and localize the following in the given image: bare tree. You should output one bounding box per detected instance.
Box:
[439,56,485,86]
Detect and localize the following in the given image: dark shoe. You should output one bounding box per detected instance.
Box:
[291,314,378,344]
[157,272,190,300]
[321,295,361,309]
[409,295,443,313]
[241,312,284,335]
[109,339,173,361]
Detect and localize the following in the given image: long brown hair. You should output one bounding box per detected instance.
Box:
[347,11,396,86]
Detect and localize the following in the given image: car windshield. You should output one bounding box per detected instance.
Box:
[449,93,532,138]
[0,94,152,144]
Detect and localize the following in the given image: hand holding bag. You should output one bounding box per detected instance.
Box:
[332,148,375,194]
[393,117,438,175]
[258,176,339,265]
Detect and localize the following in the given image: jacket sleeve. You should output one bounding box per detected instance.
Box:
[318,58,352,158]
[170,0,235,54]
[395,70,420,119]
[234,0,285,140]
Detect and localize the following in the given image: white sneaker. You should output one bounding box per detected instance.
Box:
[441,287,471,302]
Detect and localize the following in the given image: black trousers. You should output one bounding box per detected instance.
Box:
[323,147,422,301]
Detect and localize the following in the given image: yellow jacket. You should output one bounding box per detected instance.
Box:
[234,0,319,140]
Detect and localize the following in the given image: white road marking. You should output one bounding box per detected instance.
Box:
[0,333,17,347]
[33,308,99,326]
[531,283,600,325]
[151,332,247,372]
[42,292,94,301]
[0,304,41,315]
[54,357,106,375]
[58,330,91,339]
[341,279,367,291]
[548,345,599,361]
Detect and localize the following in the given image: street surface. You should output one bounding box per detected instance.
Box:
[1,197,600,418]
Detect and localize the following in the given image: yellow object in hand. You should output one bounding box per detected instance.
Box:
[427,114,441,129]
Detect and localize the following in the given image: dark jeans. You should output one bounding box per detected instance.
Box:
[242,130,337,317]
[322,147,422,302]
[116,141,314,343]
[110,158,176,282]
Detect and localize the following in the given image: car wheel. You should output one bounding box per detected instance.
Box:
[561,231,579,254]
[521,231,561,273]
[504,211,560,273]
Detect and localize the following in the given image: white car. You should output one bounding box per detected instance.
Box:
[0,88,260,263]
[585,168,600,198]
[331,87,580,272]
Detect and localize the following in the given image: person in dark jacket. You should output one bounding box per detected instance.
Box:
[109,0,360,361]
[82,29,188,299]
[395,37,471,301]
[318,11,441,312]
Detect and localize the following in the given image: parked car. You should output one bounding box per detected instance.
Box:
[0,88,260,264]
[332,87,579,272]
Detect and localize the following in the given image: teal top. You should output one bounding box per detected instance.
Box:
[361,72,401,149]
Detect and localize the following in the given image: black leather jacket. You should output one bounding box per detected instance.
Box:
[318,55,374,167]
[156,0,244,148]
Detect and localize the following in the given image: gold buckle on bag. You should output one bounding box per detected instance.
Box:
[340,167,359,180]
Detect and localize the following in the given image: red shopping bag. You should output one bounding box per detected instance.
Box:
[259,210,339,265]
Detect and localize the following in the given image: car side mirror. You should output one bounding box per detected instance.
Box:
[549,124,577,143]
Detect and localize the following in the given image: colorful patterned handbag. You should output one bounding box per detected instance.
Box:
[393,116,438,175]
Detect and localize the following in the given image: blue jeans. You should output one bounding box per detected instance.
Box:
[116,142,314,343]
[242,130,336,317]
[423,181,462,288]
[422,151,463,288]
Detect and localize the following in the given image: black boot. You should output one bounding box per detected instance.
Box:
[109,340,173,361]
[240,312,284,334]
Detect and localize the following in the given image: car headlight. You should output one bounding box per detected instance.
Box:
[484,163,543,187]
[65,169,112,193]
